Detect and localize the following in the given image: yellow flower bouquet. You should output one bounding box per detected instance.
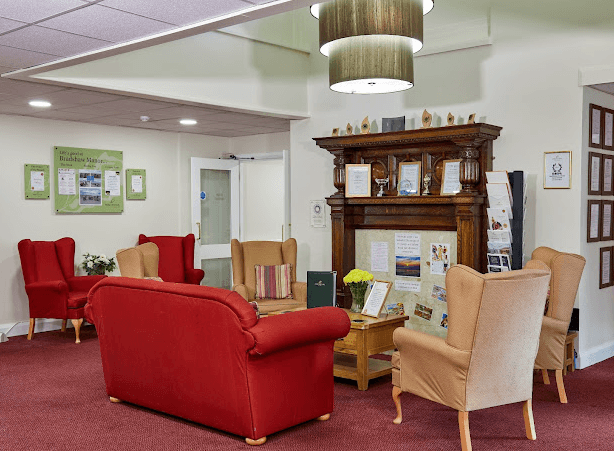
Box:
[343,269,373,313]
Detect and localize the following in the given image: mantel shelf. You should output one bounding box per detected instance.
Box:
[332,194,486,206]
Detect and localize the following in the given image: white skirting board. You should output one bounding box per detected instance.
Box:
[577,340,614,369]
[0,318,82,339]
[0,332,7,343]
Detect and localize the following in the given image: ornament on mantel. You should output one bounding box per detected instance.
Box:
[447,113,455,126]
[421,110,433,128]
[468,113,476,124]
[332,128,339,136]
[360,116,370,134]
[346,123,353,135]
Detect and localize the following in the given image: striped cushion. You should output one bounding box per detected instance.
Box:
[254,264,293,300]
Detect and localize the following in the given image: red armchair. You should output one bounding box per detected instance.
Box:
[17,237,106,343]
[86,277,350,445]
[138,234,204,284]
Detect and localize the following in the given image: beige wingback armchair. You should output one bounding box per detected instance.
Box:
[231,239,307,314]
[116,242,162,280]
[391,265,550,451]
[525,247,585,403]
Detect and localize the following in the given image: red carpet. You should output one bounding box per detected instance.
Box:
[1,326,614,450]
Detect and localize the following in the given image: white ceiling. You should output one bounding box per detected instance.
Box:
[0,0,303,137]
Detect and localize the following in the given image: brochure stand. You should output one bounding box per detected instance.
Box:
[508,171,525,270]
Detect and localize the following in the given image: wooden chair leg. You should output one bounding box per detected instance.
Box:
[555,369,568,403]
[541,368,550,385]
[523,399,536,440]
[392,385,403,424]
[109,397,122,403]
[317,414,330,421]
[245,437,266,446]
[71,318,83,344]
[61,319,67,332]
[27,318,35,340]
[458,411,472,451]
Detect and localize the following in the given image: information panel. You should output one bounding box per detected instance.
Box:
[24,164,50,199]
[126,168,146,200]
[54,146,123,214]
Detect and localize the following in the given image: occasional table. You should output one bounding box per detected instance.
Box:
[334,309,408,391]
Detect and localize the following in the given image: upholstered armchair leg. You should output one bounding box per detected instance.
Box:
[27,318,35,340]
[458,411,472,451]
[317,414,331,421]
[523,399,536,440]
[245,437,267,446]
[61,319,67,332]
[71,318,83,344]
[555,369,568,403]
[109,397,122,403]
[541,369,550,385]
[392,386,403,424]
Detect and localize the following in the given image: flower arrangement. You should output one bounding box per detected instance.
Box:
[81,253,116,276]
[343,269,374,313]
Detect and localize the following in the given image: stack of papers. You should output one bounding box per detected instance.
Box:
[486,171,514,273]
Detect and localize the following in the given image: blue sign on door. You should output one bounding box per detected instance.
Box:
[200,191,206,200]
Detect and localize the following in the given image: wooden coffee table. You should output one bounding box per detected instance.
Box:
[334,309,408,391]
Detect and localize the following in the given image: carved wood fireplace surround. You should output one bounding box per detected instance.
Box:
[314,123,502,309]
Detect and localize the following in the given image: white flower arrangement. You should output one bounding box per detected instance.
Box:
[81,253,116,276]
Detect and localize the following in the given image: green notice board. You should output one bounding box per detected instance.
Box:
[24,164,50,199]
[54,146,124,214]
[126,169,146,200]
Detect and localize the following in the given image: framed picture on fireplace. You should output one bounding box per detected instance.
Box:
[345,164,371,198]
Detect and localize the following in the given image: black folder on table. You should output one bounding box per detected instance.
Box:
[307,271,337,308]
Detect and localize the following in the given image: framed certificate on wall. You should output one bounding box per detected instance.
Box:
[588,199,601,243]
[345,164,371,198]
[398,161,421,196]
[589,152,603,196]
[603,154,614,196]
[601,200,614,241]
[543,151,571,189]
[604,108,614,151]
[441,159,462,195]
[590,103,603,149]
[600,246,613,289]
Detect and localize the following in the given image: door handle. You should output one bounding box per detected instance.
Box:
[196,222,201,240]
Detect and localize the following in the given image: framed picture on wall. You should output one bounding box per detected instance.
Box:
[590,103,604,149]
[601,200,614,241]
[543,151,571,189]
[345,164,371,198]
[589,152,603,195]
[600,246,613,289]
[441,159,462,195]
[603,154,614,196]
[588,199,601,243]
[397,161,421,196]
[604,108,614,151]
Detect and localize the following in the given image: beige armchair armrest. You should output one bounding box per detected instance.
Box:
[291,281,307,306]
[393,327,471,411]
[233,284,249,301]
[534,315,568,370]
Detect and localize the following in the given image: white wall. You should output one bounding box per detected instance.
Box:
[0,114,230,333]
[579,87,614,367]
[288,7,614,367]
[230,132,289,156]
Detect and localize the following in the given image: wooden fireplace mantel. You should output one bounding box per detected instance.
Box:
[313,123,502,308]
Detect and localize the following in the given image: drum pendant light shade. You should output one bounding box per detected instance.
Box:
[311,1,434,19]
[329,35,414,94]
[319,0,424,57]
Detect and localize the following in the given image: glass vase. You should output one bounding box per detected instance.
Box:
[349,282,368,313]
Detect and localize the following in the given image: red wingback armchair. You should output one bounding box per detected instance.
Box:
[138,234,204,285]
[86,277,350,445]
[17,237,106,343]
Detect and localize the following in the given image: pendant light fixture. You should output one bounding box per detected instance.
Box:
[313,0,434,94]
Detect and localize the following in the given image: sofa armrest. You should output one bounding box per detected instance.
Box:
[25,280,69,296]
[67,275,106,292]
[25,281,69,318]
[185,268,204,285]
[291,281,307,305]
[247,307,350,356]
[233,284,249,301]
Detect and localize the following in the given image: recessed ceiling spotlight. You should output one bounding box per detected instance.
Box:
[140,116,150,122]
[180,118,197,125]
[29,100,52,108]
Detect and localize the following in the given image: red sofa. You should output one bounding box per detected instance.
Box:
[138,233,204,284]
[86,277,350,445]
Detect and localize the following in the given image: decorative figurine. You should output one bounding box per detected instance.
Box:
[346,123,353,135]
[422,172,432,195]
[421,110,432,128]
[447,113,455,126]
[332,128,339,136]
[375,178,389,197]
[468,113,476,124]
[382,116,405,133]
[361,116,370,134]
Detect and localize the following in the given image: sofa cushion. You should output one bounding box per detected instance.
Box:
[254,264,293,300]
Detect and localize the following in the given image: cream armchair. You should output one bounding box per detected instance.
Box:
[231,239,307,314]
[391,265,550,451]
[116,242,162,280]
[526,247,585,403]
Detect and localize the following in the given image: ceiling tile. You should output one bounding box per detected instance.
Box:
[0,78,65,97]
[38,6,175,43]
[0,17,26,34]
[0,103,37,115]
[99,0,255,26]
[0,0,85,23]
[0,26,110,57]
[2,88,124,108]
[0,44,58,68]
[114,105,222,121]
[30,110,103,121]
[57,104,131,117]
[92,98,179,112]
[86,116,144,126]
